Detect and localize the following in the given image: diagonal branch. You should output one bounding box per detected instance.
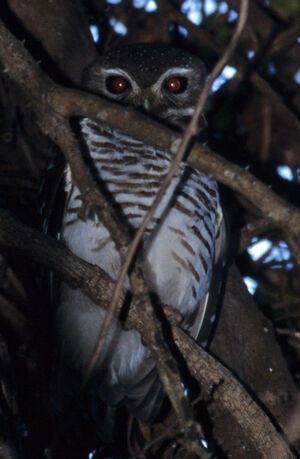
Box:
[85,0,249,391]
[0,208,295,458]
[1,17,298,244]
[0,3,298,452]
[1,16,298,246]
[0,17,202,450]
[0,18,130,256]
[0,2,298,450]
[83,3,249,448]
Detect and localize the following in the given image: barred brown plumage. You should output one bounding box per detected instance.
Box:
[55,43,226,428]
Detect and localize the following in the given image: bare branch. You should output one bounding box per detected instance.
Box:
[1,17,299,246]
[2,19,298,255]
[83,5,250,449]
[0,18,130,254]
[173,326,295,459]
[1,21,201,445]
[85,0,249,382]
[0,208,295,457]
[0,4,299,454]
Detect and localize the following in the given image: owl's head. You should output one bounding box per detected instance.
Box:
[81,43,206,129]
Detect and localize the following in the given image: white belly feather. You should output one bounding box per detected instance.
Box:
[56,118,221,412]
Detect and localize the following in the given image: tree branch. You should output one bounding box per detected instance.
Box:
[1,18,298,258]
[0,6,298,455]
[1,18,205,450]
[0,208,295,458]
[85,0,249,387]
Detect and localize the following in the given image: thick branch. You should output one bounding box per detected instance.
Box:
[85,0,248,391]
[1,18,298,251]
[173,326,294,459]
[0,19,130,253]
[0,11,298,455]
[0,208,295,458]
[0,19,202,449]
[84,6,250,450]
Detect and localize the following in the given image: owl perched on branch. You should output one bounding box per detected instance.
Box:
[55,43,226,426]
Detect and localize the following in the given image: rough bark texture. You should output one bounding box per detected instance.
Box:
[0,0,299,457]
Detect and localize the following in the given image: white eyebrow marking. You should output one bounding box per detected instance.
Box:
[101,68,132,78]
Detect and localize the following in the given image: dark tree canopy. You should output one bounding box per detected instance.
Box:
[0,0,299,458]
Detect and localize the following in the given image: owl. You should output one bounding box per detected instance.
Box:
[55,43,226,427]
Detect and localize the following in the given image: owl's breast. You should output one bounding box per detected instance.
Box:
[79,118,220,314]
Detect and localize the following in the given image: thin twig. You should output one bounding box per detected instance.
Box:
[0,210,295,458]
[0,5,297,456]
[84,0,249,386]
[1,12,299,241]
[82,4,251,447]
[1,19,296,242]
[82,3,250,450]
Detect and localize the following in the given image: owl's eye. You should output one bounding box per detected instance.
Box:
[106,76,130,94]
[165,77,187,94]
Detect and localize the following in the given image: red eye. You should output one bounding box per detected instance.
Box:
[106,76,129,94]
[165,77,187,93]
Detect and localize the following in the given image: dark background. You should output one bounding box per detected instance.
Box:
[0,0,299,457]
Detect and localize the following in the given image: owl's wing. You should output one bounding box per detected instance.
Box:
[124,210,227,420]
[184,205,227,346]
